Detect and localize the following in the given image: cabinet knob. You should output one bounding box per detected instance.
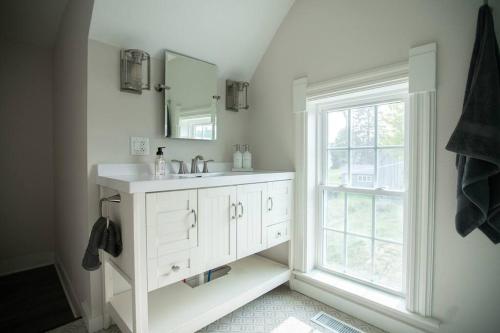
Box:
[276,232,282,238]
[171,265,180,272]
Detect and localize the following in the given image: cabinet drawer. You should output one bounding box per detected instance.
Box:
[148,248,202,291]
[266,221,289,248]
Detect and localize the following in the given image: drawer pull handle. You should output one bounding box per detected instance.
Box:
[268,197,274,211]
[238,202,244,218]
[171,265,180,272]
[191,209,197,228]
[276,232,282,238]
[231,203,237,220]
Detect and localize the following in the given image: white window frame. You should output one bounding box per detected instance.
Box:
[291,43,438,332]
[315,87,409,298]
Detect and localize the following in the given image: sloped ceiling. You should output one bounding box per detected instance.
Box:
[0,0,69,47]
[89,0,294,80]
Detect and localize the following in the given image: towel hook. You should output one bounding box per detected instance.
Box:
[99,194,121,218]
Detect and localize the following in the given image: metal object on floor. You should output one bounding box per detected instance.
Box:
[311,312,365,333]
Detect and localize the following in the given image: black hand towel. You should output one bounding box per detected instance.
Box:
[82,217,123,271]
[446,5,500,244]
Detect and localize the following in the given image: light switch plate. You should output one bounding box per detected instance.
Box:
[130,136,150,155]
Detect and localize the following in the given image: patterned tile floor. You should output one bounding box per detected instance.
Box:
[47,285,385,333]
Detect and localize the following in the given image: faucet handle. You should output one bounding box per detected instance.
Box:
[171,159,187,174]
[203,160,214,173]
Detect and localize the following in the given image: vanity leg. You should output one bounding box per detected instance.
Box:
[131,192,149,333]
[102,256,113,329]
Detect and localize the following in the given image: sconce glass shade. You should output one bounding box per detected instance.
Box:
[226,80,249,111]
[120,49,151,94]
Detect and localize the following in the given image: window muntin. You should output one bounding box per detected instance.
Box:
[320,99,406,295]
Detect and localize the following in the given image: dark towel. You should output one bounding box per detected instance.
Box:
[446,5,500,244]
[82,217,123,271]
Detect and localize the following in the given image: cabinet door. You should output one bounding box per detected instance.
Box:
[198,186,237,269]
[236,183,266,259]
[146,190,198,258]
[146,190,201,290]
[266,180,293,226]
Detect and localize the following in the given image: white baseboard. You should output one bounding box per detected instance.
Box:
[54,257,81,318]
[290,276,431,333]
[0,251,54,276]
[81,300,104,333]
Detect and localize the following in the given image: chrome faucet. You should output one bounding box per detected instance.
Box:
[191,155,204,173]
[172,159,188,174]
[203,160,214,173]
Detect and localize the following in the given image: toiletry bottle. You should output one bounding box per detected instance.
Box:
[233,144,243,169]
[243,144,252,170]
[155,147,166,176]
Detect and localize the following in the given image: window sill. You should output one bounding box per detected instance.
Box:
[292,269,440,332]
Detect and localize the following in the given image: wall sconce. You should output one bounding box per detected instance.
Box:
[120,49,151,94]
[226,80,249,111]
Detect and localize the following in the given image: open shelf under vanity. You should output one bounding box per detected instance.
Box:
[108,255,290,333]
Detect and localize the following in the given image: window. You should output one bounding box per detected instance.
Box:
[178,115,214,140]
[318,87,408,296]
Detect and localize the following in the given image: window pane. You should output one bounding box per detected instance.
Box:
[350,149,375,188]
[347,193,372,236]
[377,148,404,190]
[350,106,375,147]
[375,196,403,242]
[328,150,348,185]
[346,235,372,280]
[378,102,404,147]
[325,191,345,231]
[328,111,348,148]
[374,241,403,291]
[325,230,345,270]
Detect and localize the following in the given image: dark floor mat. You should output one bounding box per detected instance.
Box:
[0,265,76,332]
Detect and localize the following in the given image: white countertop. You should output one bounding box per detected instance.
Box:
[96,164,295,193]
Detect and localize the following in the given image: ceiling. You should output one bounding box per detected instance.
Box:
[0,0,69,47]
[89,0,295,80]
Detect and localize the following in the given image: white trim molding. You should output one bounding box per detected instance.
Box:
[290,43,439,331]
[307,62,409,102]
[406,43,437,317]
[54,256,81,318]
[292,76,317,273]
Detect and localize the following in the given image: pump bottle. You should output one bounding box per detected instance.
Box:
[155,147,166,176]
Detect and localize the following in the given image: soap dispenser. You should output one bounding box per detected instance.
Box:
[242,144,252,170]
[233,144,243,169]
[155,147,166,176]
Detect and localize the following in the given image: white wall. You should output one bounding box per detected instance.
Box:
[87,39,250,166]
[86,38,250,321]
[0,39,54,273]
[249,0,500,332]
[53,0,94,318]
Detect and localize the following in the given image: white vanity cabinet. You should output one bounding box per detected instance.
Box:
[97,167,294,333]
[235,183,267,259]
[198,186,237,268]
[147,180,292,291]
[266,180,293,226]
[145,190,202,291]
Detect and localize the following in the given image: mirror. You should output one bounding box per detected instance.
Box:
[163,51,217,140]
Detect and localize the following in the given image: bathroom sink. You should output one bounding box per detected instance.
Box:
[173,172,226,178]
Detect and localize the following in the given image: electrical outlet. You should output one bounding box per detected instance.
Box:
[130,137,150,156]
